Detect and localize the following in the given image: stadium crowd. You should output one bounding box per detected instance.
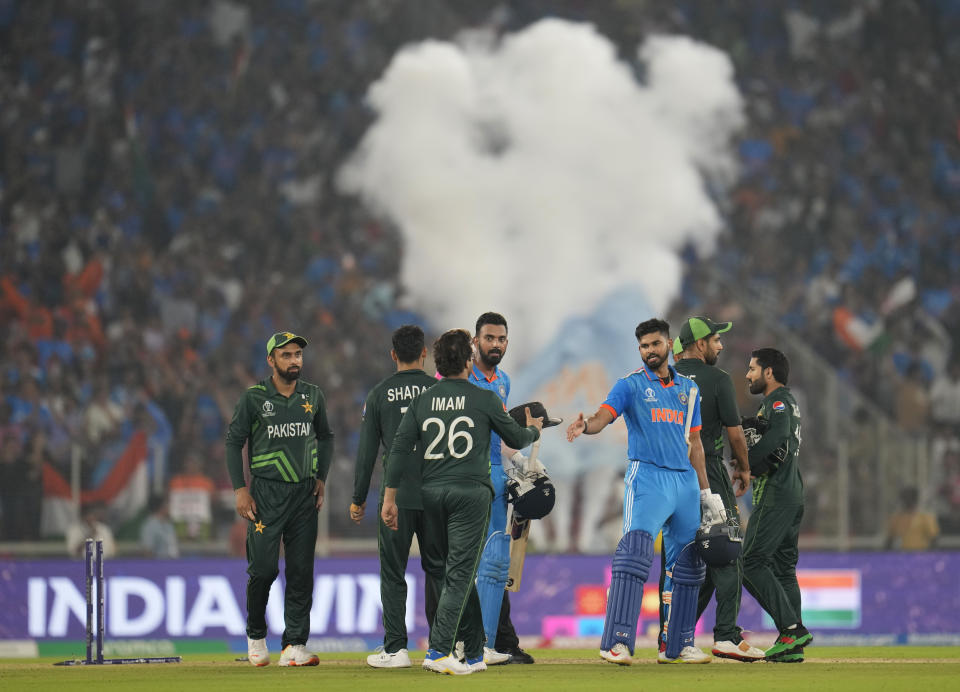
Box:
[1,0,959,548]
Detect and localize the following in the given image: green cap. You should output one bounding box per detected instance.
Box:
[673,317,732,355]
[266,331,308,355]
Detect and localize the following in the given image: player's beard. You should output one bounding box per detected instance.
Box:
[747,377,765,395]
[277,365,301,383]
[478,347,503,368]
[643,350,665,370]
[705,350,719,366]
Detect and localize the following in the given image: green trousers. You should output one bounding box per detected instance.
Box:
[378,503,441,653]
[659,459,744,642]
[742,499,804,632]
[420,482,491,659]
[695,459,745,642]
[245,476,318,647]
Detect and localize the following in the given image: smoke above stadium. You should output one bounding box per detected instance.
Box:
[339,19,744,364]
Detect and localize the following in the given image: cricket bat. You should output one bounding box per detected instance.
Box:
[506,438,539,592]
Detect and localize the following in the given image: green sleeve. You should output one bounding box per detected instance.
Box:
[748,404,790,468]
[225,392,252,490]
[352,390,381,504]
[716,372,741,428]
[312,390,335,482]
[384,406,419,489]
[487,391,540,450]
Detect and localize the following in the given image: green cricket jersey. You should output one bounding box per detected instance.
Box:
[352,369,437,509]
[674,358,741,463]
[225,377,334,489]
[750,386,803,506]
[384,378,540,492]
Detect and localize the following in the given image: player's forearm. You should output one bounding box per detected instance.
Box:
[689,437,709,489]
[726,426,751,473]
[226,444,247,490]
[314,437,333,482]
[352,439,379,504]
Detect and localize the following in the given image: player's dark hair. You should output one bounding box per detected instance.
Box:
[392,324,425,363]
[751,347,789,385]
[635,318,670,342]
[476,312,507,336]
[434,329,473,377]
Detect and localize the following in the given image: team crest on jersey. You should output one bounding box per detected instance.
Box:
[678,392,688,406]
[499,384,506,398]
[644,387,657,402]
[773,401,785,412]
[262,401,275,417]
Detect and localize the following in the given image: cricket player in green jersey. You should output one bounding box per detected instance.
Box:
[666,317,764,661]
[226,331,334,667]
[381,329,542,676]
[350,324,440,669]
[742,347,812,663]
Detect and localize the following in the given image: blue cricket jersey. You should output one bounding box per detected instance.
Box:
[468,363,510,465]
[601,363,702,471]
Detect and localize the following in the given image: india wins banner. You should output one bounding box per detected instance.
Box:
[1,553,957,646]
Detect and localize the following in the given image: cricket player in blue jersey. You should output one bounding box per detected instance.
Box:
[469,312,532,665]
[567,318,727,665]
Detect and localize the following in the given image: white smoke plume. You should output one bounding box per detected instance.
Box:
[339,19,744,364]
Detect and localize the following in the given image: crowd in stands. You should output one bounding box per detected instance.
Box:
[2,0,959,549]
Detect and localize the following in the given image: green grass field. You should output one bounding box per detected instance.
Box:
[2,647,959,691]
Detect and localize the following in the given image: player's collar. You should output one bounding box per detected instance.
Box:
[640,362,677,387]
[471,363,499,383]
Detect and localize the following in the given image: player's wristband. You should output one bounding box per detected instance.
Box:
[582,418,589,434]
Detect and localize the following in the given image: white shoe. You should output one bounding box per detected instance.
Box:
[712,639,765,662]
[599,642,633,665]
[366,646,411,668]
[454,640,465,662]
[465,654,487,672]
[278,644,319,666]
[422,651,472,675]
[247,637,269,667]
[484,647,511,665]
[658,645,712,664]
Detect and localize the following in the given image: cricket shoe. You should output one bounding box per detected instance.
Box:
[658,646,712,664]
[465,653,487,672]
[278,644,319,666]
[712,639,766,662]
[599,642,633,665]
[366,646,411,668]
[768,648,805,663]
[422,648,472,675]
[247,637,269,667]
[484,647,512,665]
[764,625,813,659]
[500,646,535,664]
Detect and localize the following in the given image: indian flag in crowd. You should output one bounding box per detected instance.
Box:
[764,570,861,629]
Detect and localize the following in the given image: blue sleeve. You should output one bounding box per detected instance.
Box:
[602,377,633,417]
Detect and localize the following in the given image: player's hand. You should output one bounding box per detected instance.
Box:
[349,502,365,523]
[235,487,257,522]
[524,406,544,431]
[699,489,727,525]
[381,501,398,531]
[566,413,588,441]
[313,479,325,510]
[732,467,751,497]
